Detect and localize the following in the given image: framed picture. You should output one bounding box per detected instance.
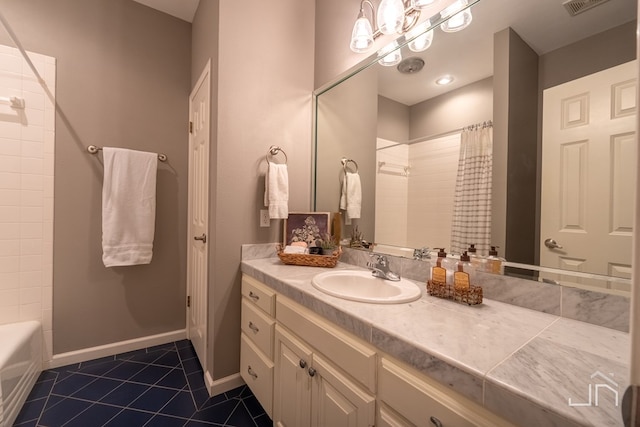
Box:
[284,212,330,246]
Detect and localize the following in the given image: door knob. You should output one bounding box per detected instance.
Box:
[194,233,207,243]
[544,238,562,249]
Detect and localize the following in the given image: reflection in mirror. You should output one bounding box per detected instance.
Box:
[314,0,637,293]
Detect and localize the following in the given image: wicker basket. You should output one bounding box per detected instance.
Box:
[277,246,342,268]
[426,280,483,305]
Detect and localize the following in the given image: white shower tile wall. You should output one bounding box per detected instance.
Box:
[0,44,56,363]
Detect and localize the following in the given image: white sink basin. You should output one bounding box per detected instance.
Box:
[311,270,422,304]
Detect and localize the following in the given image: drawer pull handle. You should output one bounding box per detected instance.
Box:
[248,321,259,333]
[247,365,258,379]
[430,416,443,427]
[308,367,316,377]
[299,359,308,369]
[248,291,260,301]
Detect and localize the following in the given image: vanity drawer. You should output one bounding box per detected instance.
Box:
[276,295,376,393]
[240,333,274,418]
[242,275,275,316]
[378,357,513,427]
[241,299,275,358]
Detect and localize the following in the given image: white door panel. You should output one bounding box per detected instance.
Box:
[187,61,210,370]
[541,60,636,289]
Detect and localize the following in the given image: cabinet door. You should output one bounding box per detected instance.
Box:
[311,353,375,427]
[274,325,313,427]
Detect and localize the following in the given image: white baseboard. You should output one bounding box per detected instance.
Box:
[208,372,245,396]
[47,329,187,369]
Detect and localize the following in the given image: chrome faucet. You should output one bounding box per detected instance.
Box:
[413,247,431,260]
[367,254,400,281]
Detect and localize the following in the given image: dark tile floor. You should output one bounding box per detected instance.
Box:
[13,340,271,427]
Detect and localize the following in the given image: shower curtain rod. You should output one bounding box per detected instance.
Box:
[404,119,493,146]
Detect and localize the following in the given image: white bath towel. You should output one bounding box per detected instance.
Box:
[340,171,362,219]
[264,161,288,219]
[102,147,158,267]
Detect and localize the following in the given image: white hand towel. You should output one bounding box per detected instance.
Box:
[264,161,288,219]
[339,171,362,219]
[102,147,158,267]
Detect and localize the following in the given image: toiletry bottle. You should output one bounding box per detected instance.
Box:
[454,251,475,289]
[466,244,486,271]
[435,248,455,284]
[486,246,505,274]
[454,252,477,287]
[431,253,447,285]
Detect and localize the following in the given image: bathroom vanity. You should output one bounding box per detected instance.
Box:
[240,245,628,427]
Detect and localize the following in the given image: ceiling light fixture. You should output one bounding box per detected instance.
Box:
[436,75,454,85]
[440,0,473,32]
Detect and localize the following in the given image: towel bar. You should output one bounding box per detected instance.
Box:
[87,145,167,162]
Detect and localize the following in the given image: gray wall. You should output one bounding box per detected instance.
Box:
[378,96,410,142]
[0,0,191,354]
[316,67,378,242]
[409,77,494,140]
[191,0,315,381]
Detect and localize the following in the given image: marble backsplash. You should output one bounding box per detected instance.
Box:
[241,243,630,332]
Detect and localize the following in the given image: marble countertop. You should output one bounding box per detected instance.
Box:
[241,256,629,427]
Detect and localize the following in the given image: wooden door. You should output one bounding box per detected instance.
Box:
[187,61,210,368]
[541,60,636,289]
[310,353,375,427]
[274,325,312,427]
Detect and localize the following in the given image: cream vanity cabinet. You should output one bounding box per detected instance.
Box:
[240,275,276,418]
[240,274,514,427]
[273,296,376,427]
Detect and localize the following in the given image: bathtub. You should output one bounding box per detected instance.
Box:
[0,321,42,427]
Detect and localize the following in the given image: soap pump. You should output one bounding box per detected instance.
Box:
[454,251,475,289]
[486,246,505,274]
[466,243,486,270]
[434,248,455,284]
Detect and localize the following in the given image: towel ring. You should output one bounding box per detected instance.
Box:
[266,145,287,164]
[341,157,358,173]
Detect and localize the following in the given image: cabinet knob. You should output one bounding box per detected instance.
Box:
[248,291,260,301]
[308,367,317,377]
[247,365,258,379]
[299,359,308,369]
[248,321,259,333]
[430,416,443,427]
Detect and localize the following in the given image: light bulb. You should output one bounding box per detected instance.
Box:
[436,75,454,85]
[378,42,402,66]
[407,20,434,52]
[440,0,473,32]
[377,0,405,35]
[350,16,374,53]
[411,0,436,9]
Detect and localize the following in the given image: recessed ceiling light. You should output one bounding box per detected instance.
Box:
[436,75,454,85]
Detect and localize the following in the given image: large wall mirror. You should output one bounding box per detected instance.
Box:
[314,0,637,293]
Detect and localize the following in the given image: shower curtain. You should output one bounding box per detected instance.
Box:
[450,123,493,255]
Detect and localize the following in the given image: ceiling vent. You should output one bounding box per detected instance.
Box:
[562,0,611,16]
[397,57,425,74]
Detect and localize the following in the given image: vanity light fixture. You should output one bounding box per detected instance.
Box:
[350,0,376,53]
[349,0,421,53]
[440,0,473,32]
[378,41,402,66]
[406,19,434,52]
[411,0,437,8]
[436,75,454,85]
